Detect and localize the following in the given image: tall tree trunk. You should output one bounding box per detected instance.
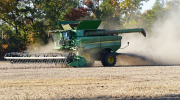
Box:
[14,20,18,34]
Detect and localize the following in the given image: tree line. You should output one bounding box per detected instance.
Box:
[0,0,179,58]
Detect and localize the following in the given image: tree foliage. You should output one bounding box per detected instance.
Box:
[123,0,180,32]
[0,0,80,55]
[83,0,148,29]
[64,7,90,21]
[0,0,35,34]
[36,0,78,28]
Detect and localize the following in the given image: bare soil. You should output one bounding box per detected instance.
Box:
[0,55,180,100]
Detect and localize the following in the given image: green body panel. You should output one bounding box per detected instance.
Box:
[79,36,101,54]
[76,30,84,36]
[68,56,87,67]
[77,36,100,48]
[77,20,102,30]
[76,36,122,54]
[100,36,122,53]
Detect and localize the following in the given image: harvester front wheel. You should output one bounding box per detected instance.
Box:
[82,50,95,67]
[101,52,116,66]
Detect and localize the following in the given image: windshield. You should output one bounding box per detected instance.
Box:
[52,31,70,47]
[62,32,69,40]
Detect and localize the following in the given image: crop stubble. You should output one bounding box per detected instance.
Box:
[0,61,180,99]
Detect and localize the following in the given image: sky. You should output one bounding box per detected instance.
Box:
[141,0,156,12]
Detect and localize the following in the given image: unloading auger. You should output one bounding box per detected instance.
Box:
[4,20,146,67]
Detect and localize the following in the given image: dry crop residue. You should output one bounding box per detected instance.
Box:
[0,62,180,99]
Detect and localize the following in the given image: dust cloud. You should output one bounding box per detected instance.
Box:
[27,42,58,53]
[117,10,180,65]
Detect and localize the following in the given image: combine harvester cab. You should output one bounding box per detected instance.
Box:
[4,20,146,67]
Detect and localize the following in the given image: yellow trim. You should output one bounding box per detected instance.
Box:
[83,40,120,45]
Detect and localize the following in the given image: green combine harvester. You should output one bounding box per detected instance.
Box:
[4,20,146,67]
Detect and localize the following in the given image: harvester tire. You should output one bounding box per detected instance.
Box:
[101,52,116,66]
[82,50,95,67]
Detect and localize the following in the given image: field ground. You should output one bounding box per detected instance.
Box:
[0,54,180,100]
[1,64,180,99]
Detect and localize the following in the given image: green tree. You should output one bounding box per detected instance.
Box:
[0,0,19,34]
[64,7,90,21]
[36,0,78,30]
[0,24,26,53]
[84,0,148,29]
[123,0,166,31]
[0,0,45,52]
[120,0,148,25]
[123,11,143,28]
[0,0,35,34]
[140,0,165,31]
[84,0,102,20]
